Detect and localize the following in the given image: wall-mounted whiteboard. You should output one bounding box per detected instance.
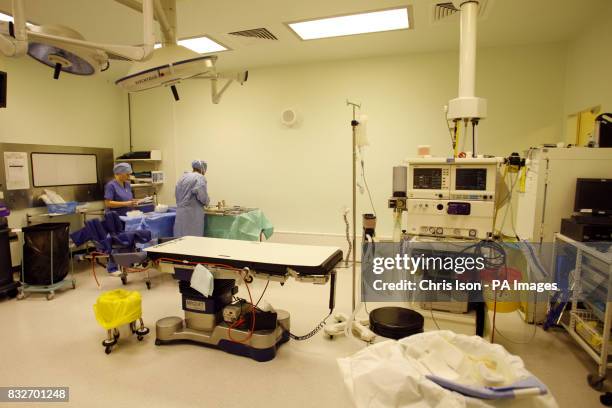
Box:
[31,153,98,187]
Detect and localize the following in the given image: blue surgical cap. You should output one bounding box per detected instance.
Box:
[113,162,133,175]
[192,160,207,172]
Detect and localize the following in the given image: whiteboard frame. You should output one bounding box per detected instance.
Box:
[31,152,99,187]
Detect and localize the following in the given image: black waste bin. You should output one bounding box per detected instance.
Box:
[0,223,13,286]
[22,223,70,286]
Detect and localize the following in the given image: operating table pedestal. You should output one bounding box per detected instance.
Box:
[155,310,290,362]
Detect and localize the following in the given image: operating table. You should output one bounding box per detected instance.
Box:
[145,236,342,362]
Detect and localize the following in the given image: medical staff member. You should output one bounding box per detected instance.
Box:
[104,162,138,216]
[174,160,210,237]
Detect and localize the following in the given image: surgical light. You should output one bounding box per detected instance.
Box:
[27,25,107,78]
[288,8,410,40]
[115,44,217,101]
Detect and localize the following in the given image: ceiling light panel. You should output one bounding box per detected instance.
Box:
[288,8,410,40]
[153,36,226,53]
[0,11,34,26]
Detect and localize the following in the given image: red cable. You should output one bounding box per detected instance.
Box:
[90,251,106,288]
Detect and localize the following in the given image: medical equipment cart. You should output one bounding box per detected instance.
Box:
[553,233,612,390]
[17,223,76,301]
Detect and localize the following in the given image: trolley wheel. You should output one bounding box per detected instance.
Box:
[121,276,127,285]
[155,339,162,346]
[105,346,112,355]
[71,280,76,290]
[46,292,55,301]
[137,327,150,336]
[245,275,254,284]
[137,335,144,341]
[16,292,26,300]
[327,335,334,340]
[588,373,606,390]
[146,281,151,290]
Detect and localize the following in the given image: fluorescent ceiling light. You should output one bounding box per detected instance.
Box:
[154,36,226,53]
[288,8,410,40]
[0,11,35,26]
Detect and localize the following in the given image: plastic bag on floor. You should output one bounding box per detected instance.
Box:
[337,330,558,408]
[94,289,142,330]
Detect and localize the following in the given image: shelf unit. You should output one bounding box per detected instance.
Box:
[553,233,612,389]
[114,159,161,163]
[114,151,163,192]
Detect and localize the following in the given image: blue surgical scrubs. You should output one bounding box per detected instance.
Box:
[174,172,209,238]
[104,179,133,217]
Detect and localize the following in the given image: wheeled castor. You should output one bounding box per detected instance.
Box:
[588,373,606,390]
[102,337,117,355]
[146,281,151,290]
[71,280,76,290]
[121,276,127,285]
[155,339,162,346]
[46,292,55,301]
[16,291,26,300]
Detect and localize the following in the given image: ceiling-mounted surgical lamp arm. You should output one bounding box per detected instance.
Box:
[210,77,233,105]
[153,0,176,45]
[0,0,27,57]
[24,0,155,61]
[114,0,176,45]
[197,71,248,104]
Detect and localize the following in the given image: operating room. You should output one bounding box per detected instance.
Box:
[1,0,612,407]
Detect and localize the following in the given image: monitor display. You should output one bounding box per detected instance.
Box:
[413,168,442,189]
[574,179,612,213]
[455,168,487,191]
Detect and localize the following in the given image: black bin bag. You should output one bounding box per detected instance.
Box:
[0,226,12,286]
[22,223,70,286]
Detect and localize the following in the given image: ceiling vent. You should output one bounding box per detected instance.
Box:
[228,28,278,40]
[432,0,490,23]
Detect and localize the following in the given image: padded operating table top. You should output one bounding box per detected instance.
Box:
[145,236,343,276]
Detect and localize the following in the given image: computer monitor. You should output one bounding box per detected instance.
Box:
[0,71,6,108]
[574,178,612,215]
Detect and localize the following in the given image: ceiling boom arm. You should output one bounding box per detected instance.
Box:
[0,0,27,57]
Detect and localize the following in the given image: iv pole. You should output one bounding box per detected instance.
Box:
[347,100,361,312]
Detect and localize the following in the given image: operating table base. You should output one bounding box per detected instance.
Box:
[155,310,291,362]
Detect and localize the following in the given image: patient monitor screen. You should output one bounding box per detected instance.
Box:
[413,168,442,189]
[455,168,487,191]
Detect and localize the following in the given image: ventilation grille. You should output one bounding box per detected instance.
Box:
[433,0,490,22]
[434,2,459,20]
[228,28,278,40]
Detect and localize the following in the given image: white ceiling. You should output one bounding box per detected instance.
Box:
[0,0,609,75]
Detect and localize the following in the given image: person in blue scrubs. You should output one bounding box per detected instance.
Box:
[104,162,138,217]
[103,163,138,276]
[174,160,210,238]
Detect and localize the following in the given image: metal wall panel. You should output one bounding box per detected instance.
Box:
[0,143,114,210]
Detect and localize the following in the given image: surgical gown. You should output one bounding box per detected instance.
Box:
[174,172,210,238]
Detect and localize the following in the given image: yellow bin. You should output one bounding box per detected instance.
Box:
[94,289,143,330]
